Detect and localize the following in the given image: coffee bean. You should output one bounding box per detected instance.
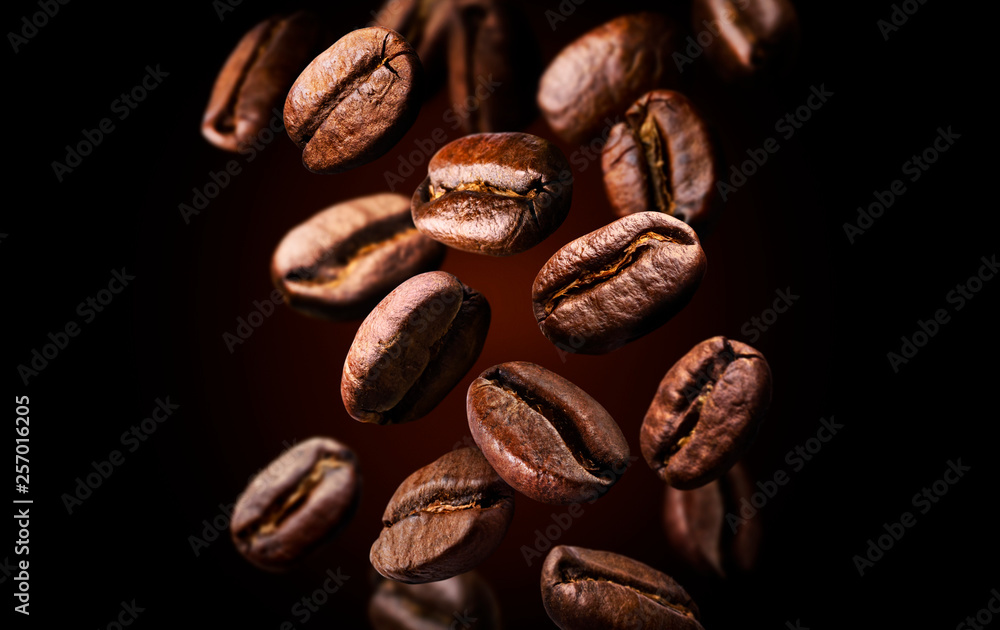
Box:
[532,212,706,355]
[284,27,423,174]
[230,437,360,571]
[603,90,719,232]
[537,13,680,144]
[202,12,325,152]
[663,461,762,577]
[447,0,538,133]
[271,193,446,320]
[640,336,772,489]
[369,571,501,630]
[342,271,490,425]
[412,132,573,256]
[541,545,704,630]
[691,0,800,81]
[467,361,629,504]
[370,447,514,583]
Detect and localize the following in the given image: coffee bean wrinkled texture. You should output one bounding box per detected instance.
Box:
[412,132,573,256]
[467,361,630,504]
[603,90,719,231]
[541,545,704,630]
[370,447,514,583]
[532,212,707,354]
[284,27,423,173]
[641,336,772,489]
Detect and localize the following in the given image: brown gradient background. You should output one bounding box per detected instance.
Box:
[8,0,994,628]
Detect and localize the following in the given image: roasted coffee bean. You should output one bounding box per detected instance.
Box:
[691,0,800,81]
[230,437,360,571]
[467,361,629,504]
[370,447,514,583]
[602,91,719,231]
[541,545,704,630]
[202,12,324,152]
[373,0,454,74]
[663,461,762,577]
[369,571,501,630]
[271,194,446,320]
[412,133,572,256]
[532,212,706,355]
[342,271,490,425]
[284,27,423,174]
[641,336,772,489]
[447,0,538,133]
[537,13,680,144]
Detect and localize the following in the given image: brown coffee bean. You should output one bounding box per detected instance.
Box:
[691,0,800,81]
[370,447,514,583]
[342,271,490,425]
[284,27,423,174]
[467,361,630,504]
[663,461,762,577]
[202,12,325,152]
[447,0,538,133]
[541,545,704,630]
[412,132,573,256]
[532,212,706,355]
[641,337,772,489]
[271,194,446,320]
[230,437,360,571]
[537,13,681,144]
[602,90,719,231]
[369,571,501,630]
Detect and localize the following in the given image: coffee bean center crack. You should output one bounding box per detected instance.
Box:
[488,378,603,474]
[638,113,676,215]
[298,32,413,145]
[660,340,762,466]
[541,230,681,318]
[242,455,347,539]
[287,227,419,287]
[555,576,696,618]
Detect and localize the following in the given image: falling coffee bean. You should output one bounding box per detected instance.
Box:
[532,212,707,355]
[691,0,801,81]
[202,11,325,152]
[342,271,490,425]
[641,336,772,489]
[447,0,539,133]
[370,447,515,583]
[230,437,360,571]
[369,571,502,630]
[537,13,681,144]
[540,545,704,630]
[412,132,573,256]
[663,461,762,578]
[284,27,423,173]
[271,193,445,320]
[602,90,720,232]
[467,361,630,504]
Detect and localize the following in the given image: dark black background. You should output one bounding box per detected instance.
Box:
[6,0,996,627]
